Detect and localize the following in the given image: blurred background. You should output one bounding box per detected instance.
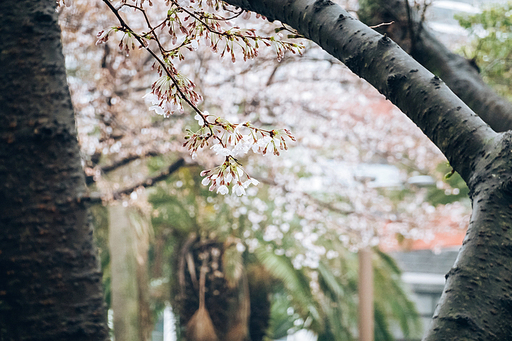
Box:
[56,0,510,339]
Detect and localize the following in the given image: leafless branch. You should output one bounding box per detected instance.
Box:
[85,158,187,204]
[369,21,394,29]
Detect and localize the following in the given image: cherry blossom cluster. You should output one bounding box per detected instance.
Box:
[162,0,303,62]
[145,66,202,116]
[182,114,296,156]
[200,156,259,196]
[181,113,296,194]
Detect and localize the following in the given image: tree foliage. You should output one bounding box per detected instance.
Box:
[457,2,512,100]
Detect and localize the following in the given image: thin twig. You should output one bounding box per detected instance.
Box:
[369,21,395,29]
[404,0,416,52]
[84,158,187,204]
[113,157,186,198]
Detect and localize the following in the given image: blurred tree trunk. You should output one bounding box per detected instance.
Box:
[174,238,250,341]
[0,0,108,339]
[247,265,271,341]
[359,248,374,341]
[109,205,140,341]
[109,205,152,341]
[134,209,153,341]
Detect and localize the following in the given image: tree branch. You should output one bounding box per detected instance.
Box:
[86,158,186,204]
[86,150,163,186]
[102,150,161,174]
[223,0,496,184]
[115,157,186,197]
[358,0,512,132]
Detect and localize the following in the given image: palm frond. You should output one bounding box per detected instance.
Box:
[374,302,394,341]
[373,249,422,339]
[255,247,323,331]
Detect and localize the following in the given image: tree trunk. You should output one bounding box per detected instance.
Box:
[359,248,374,341]
[421,133,512,340]
[358,0,512,132]
[0,0,108,339]
[133,211,153,341]
[223,0,512,339]
[109,205,140,341]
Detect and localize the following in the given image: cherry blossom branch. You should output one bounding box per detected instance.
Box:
[98,0,300,195]
[173,1,290,48]
[119,3,168,52]
[101,0,207,121]
[169,0,245,22]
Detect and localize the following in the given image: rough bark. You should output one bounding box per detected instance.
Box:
[358,0,512,132]
[425,132,512,341]
[0,0,108,339]
[222,0,512,340]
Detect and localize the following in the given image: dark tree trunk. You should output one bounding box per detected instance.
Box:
[0,0,108,339]
[247,265,271,341]
[223,0,512,340]
[358,0,512,132]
